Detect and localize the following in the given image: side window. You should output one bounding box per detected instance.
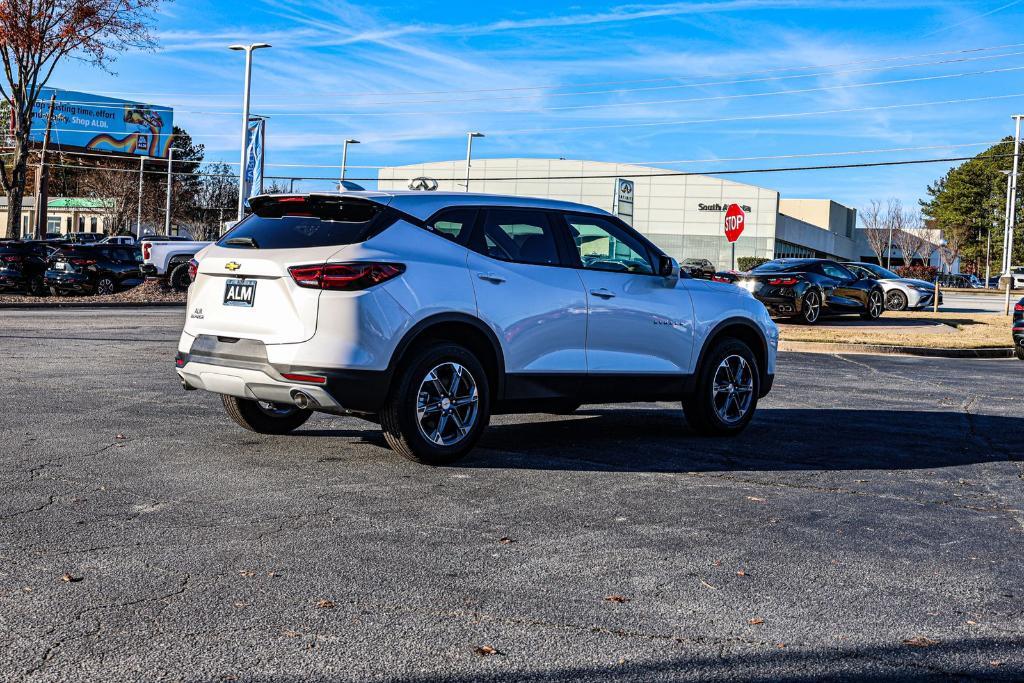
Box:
[564,213,654,275]
[479,209,561,266]
[820,262,854,280]
[428,208,476,244]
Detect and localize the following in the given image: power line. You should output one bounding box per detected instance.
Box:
[39,153,1020,182]
[4,139,1003,170]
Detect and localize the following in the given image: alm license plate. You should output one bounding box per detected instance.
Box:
[223,278,256,307]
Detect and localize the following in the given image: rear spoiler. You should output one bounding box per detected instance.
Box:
[248,193,393,216]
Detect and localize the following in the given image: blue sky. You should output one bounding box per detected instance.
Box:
[49,0,1024,209]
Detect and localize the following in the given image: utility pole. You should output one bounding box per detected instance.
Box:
[136,155,149,238]
[1005,115,1022,315]
[164,146,183,236]
[229,43,271,222]
[339,138,359,190]
[33,93,56,239]
[465,132,484,192]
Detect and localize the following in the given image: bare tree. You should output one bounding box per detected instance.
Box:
[893,209,925,266]
[188,162,238,241]
[860,199,889,262]
[0,0,161,238]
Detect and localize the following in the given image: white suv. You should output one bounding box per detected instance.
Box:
[176,192,778,464]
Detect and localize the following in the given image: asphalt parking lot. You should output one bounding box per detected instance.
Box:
[1,308,1023,682]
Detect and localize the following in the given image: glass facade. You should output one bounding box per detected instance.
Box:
[647,233,775,272]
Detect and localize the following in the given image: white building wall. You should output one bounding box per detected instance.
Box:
[379,159,783,270]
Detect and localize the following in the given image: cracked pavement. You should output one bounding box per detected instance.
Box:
[0,308,1022,682]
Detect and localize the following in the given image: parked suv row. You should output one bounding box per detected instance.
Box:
[46,244,144,295]
[176,192,778,464]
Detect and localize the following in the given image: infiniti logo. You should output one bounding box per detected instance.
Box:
[408,176,439,191]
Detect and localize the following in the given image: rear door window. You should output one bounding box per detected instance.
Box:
[218,197,392,250]
[476,209,562,266]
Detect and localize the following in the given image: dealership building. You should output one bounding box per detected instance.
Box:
[378,159,869,269]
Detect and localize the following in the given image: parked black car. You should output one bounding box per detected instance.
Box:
[1014,297,1024,360]
[44,244,144,296]
[0,240,54,295]
[715,258,886,324]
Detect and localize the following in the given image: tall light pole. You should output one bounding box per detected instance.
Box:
[1005,114,1022,315]
[164,146,183,236]
[229,42,271,222]
[465,132,484,192]
[339,138,359,190]
[136,155,149,238]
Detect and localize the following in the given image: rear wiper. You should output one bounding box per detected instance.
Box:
[224,236,259,248]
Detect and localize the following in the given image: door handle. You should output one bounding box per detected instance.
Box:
[589,288,616,299]
[477,272,506,284]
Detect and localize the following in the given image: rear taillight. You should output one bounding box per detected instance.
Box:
[70,258,96,266]
[142,242,151,260]
[187,258,198,282]
[1015,303,1024,312]
[1,254,23,263]
[712,275,731,283]
[288,262,405,291]
[767,277,799,286]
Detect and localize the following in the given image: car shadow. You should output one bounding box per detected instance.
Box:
[294,406,1022,473]
[450,406,1022,473]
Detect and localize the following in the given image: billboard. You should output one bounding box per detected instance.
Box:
[28,87,174,159]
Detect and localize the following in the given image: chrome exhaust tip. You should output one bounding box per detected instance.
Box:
[290,390,318,410]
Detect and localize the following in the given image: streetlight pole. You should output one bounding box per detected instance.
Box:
[339,139,359,190]
[1005,115,1022,314]
[164,146,183,236]
[229,43,271,222]
[465,132,484,192]
[136,155,149,238]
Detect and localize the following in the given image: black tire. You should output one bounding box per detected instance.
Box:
[95,277,116,296]
[48,286,61,296]
[380,342,490,465]
[1016,344,1024,361]
[27,275,47,297]
[169,261,192,291]
[683,338,760,437]
[861,289,885,320]
[221,394,312,435]
[799,290,822,324]
[885,289,908,311]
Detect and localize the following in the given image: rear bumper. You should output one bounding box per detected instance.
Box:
[0,272,27,290]
[176,335,391,413]
[44,271,91,293]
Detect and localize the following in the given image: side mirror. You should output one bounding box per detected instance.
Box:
[658,255,680,279]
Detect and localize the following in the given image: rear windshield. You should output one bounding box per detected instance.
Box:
[752,260,806,273]
[217,197,391,250]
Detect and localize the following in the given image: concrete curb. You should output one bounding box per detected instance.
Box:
[0,301,185,309]
[780,340,1015,358]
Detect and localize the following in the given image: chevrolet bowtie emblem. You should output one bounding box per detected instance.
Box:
[225,261,241,271]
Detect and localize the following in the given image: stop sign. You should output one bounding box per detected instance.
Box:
[724,204,745,243]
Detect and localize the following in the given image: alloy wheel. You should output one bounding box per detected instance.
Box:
[869,291,884,318]
[711,355,755,425]
[885,290,907,311]
[416,362,479,447]
[96,279,115,296]
[803,292,821,323]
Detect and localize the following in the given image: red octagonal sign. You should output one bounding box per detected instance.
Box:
[724,204,745,243]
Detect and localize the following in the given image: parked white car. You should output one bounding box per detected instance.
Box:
[842,262,942,311]
[175,192,779,464]
[141,237,212,290]
[98,235,136,245]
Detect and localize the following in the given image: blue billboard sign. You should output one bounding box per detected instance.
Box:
[29,87,174,159]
